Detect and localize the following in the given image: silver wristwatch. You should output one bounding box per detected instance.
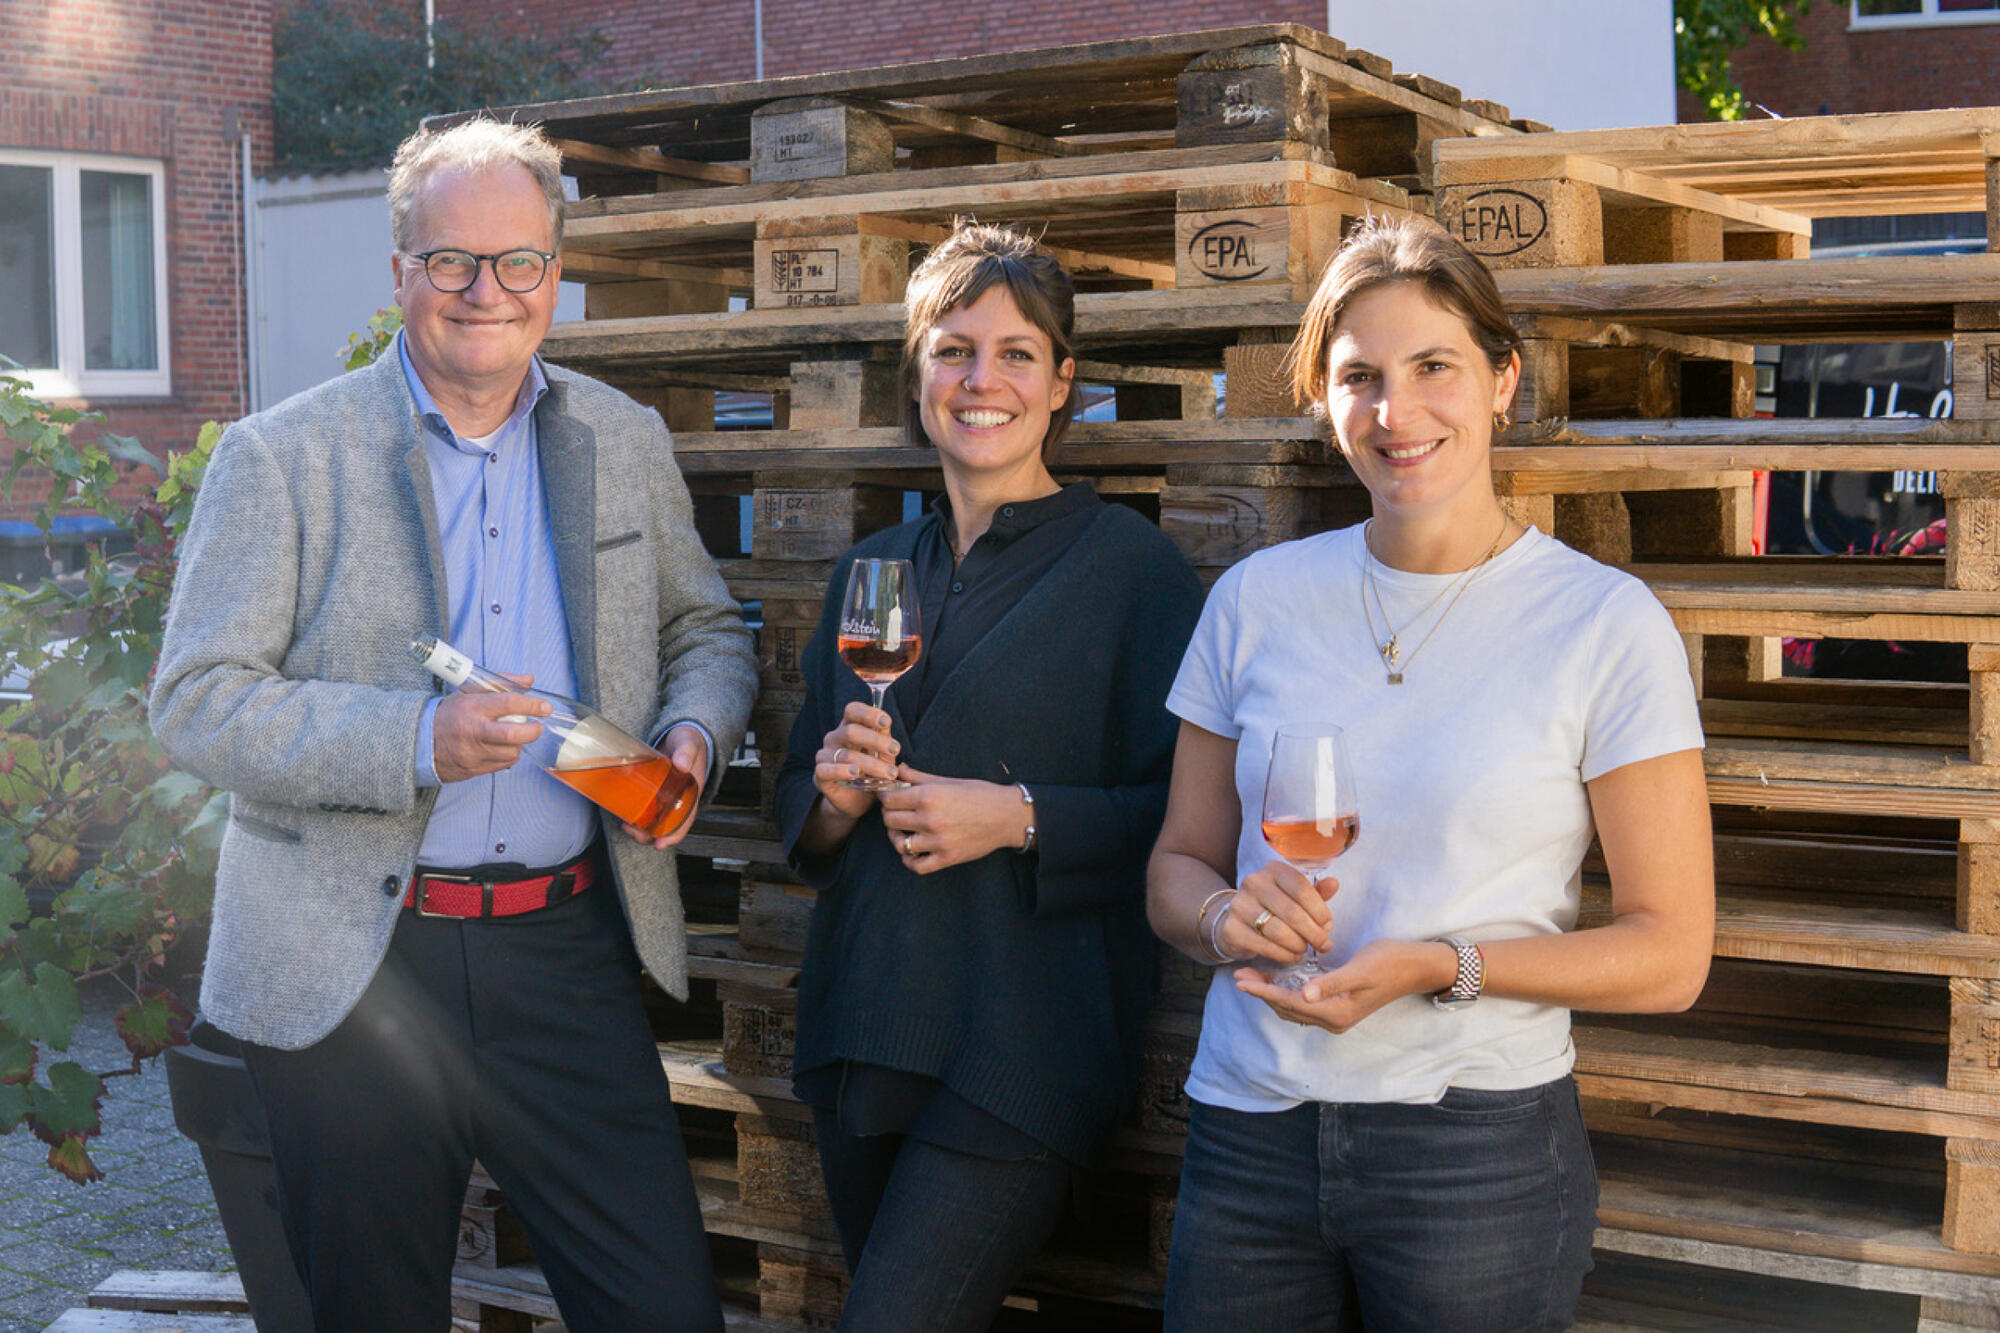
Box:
[1432,936,1484,1009]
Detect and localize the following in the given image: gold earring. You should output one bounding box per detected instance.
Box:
[1493,410,1512,432]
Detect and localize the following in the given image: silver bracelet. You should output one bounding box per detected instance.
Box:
[1016,782,1037,853]
[1206,889,1242,964]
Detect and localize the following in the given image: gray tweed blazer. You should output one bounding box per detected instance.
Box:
[149,351,757,1050]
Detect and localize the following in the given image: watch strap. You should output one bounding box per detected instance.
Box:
[1432,935,1484,1008]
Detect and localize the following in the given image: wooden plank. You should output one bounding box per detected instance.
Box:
[1698,694,1964,748]
[842,95,1081,158]
[1946,1137,2000,1255]
[552,137,749,186]
[86,1272,249,1314]
[1574,1024,2000,1138]
[1436,176,1603,268]
[563,144,1394,249]
[454,25,1358,138]
[1436,151,1813,237]
[1708,775,2000,820]
[69,1300,240,1329]
[750,98,894,182]
[449,1262,562,1321]
[1706,895,2000,978]
[1593,1220,2000,1303]
[1493,254,2000,341]
[555,250,756,289]
[1176,42,1328,150]
[1706,736,2000,794]
[1433,107,2000,217]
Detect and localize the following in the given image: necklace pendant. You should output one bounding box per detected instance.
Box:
[1387,671,1405,686]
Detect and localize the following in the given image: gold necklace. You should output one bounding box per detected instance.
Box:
[1360,519,1510,685]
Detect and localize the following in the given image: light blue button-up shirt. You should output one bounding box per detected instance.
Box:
[403,333,598,870]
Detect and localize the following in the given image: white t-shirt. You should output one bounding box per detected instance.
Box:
[1167,523,1704,1110]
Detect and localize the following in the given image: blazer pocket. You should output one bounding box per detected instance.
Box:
[595,529,643,553]
[231,810,303,844]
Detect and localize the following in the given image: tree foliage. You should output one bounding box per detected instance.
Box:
[273,0,629,172]
[1675,0,1814,121]
[0,372,224,1183]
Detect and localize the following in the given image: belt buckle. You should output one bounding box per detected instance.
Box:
[412,870,482,918]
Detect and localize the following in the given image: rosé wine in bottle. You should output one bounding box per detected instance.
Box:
[410,635,697,839]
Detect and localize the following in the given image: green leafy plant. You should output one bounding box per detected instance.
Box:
[275,0,643,172]
[1675,0,1813,121]
[0,370,223,1182]
[341,306,403,372]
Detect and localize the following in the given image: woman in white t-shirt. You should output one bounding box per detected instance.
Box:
[1146,215,1715,1332]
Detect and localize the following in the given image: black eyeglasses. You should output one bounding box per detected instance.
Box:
[407,249,555,294]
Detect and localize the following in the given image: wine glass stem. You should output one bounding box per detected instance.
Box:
[1302,869,1328,966]
[868,683,888,713]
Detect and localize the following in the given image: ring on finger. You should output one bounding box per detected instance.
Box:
[1251,908,1274,935]
[834,747,847,763]
[902,833,914,856]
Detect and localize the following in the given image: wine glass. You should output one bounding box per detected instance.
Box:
[835,557,922,792]
[1260,723,1360,989]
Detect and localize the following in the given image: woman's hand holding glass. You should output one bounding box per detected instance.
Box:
[813,701,903,819]
[1236,938,1452,1034]
[879,766,1033,875]
[1212,858,1337,970]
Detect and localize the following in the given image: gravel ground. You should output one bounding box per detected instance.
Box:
[0,979,232,1331]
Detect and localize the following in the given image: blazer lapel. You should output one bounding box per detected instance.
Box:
[537,380,600,706]
[404,440,452,638]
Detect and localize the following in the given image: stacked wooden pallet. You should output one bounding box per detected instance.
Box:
[459,30,2000,1331]
[1440,108,2000,1333]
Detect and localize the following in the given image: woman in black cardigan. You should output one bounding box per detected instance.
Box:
[774,222,1203,1331]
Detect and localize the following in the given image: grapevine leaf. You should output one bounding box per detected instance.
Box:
[0,1032,34,1084]
[44,1133,103,1185]
[99,432,166,479]
[0,962,82,1047]
[0,876,27,928]
[29,1062,103,1141]
[116,986,192,1061]
[0,1080,30,1131]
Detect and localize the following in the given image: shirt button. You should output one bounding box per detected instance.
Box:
[488,453,499,464]
[951,581,963,594]
[495,842,506,855]
[488,526,499,538]
[1002,505,1015,517]
[491,603,502,615]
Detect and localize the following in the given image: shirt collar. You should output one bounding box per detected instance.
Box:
[929,481,1099,550]
[396,329,549,454]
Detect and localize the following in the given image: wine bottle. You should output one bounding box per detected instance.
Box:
[409,635,698,839]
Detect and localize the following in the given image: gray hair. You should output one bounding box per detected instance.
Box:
[387,118,566,256]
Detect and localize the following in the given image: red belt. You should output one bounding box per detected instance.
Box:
[405,853,597,919]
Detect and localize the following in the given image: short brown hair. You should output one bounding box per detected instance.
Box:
[902,222,1078,459]
[1287,215,1520,411]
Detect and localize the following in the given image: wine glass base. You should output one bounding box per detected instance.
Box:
[838,776,911,792]
[1271,960,1328,991]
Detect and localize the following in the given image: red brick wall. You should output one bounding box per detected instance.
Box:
[435,0,1324,89]
[1,0,274,519]
[1680,2,2000,119]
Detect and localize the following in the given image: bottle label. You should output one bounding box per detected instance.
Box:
[411,636,474,687]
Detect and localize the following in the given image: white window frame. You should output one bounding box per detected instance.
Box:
[0,150,172,400]
[1851,0,2000,29]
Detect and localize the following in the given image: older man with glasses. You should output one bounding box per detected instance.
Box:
[150,117,754,1332]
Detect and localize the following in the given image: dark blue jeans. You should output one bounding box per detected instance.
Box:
[812,1106,1072,1332]
[1164,1077,1597,1333]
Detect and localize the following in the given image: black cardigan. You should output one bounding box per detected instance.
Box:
[774,502,1203,1165]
